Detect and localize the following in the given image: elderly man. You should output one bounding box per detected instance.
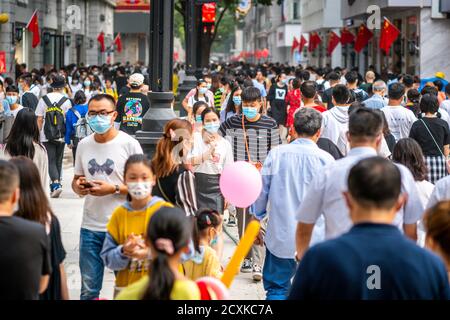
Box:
[364,80,388,110]
[254,108,335,300]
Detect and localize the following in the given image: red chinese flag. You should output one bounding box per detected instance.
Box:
[0,51,6,73]
[97,32,105,52]
[114,33,122,53]
[327,31,341,55]
[354,24,373,53]
[26,10,40,48]
[379,18,400,54]
[340,28,355,45]
[261,48,269,59]
[202,3,216,23]
[299,35,307,53]
[291,37,299,54]
[308,32,321,52]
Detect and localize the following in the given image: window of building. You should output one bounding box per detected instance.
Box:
[293,0,301,20]
[17,0,28,7]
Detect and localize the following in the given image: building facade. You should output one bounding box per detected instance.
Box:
[0,0,115,78]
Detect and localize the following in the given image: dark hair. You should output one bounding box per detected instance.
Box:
[193,101,208,116]
[388,83,406,100]
[348,157,401,209]
[74,90,87,105]
[348,101,365,114]
[241,86,261,103]
[5,108,42,160]
[192,208,221,253]
[445,83,450,96]
[225,85,242,114]
[88,93,116,110]
[327,72,340,82]
[332,84,351,105]
[124,154,154,201]
[18,73,32,87]
[300,70,310,81]
[292,78,301,89]
[0,160,19,204]
[142,207,192,300]
[433,79,444,91]
[5,84,19,94]
[424,201,450,263]
[349,107,383,140]
[421,85,439,97]
[345,71,358,84]
[294,108,322,136]
[402,74,414,88]
[420,94,439,114]
[300,81,317,99]
[194,79,209,103]
[406,89,421,117]
[392,138,428,182]
[373,109,391,137]
[200,107,218,122]
[10,156,53,225]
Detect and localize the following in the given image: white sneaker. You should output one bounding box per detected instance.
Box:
[240,259,253,273]
[252,264,262,282]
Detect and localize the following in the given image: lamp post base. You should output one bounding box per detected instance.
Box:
[136,91,177,158]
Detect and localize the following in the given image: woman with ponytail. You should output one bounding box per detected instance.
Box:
[116,207,201,300]
[152,119,198,216]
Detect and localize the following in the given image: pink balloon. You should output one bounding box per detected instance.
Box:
[220,161,262,208]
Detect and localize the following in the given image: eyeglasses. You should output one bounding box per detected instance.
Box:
[87,110,115,117]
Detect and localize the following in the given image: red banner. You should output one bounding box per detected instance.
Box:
[202,3,216,23]
[26,10,40,48]
[380,18,400,54]
[327,31,341,56]
[308,32,321,52]
[0,51,6,73]
[340,28,355,45]
[299,35,307,53]
[354,24,373,53]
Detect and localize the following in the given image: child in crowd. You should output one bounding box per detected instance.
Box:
[101,154,172,295]
[182,209,223,280]
[116,207,201,300]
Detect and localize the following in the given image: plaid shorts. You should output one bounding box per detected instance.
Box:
[425,155,448,184]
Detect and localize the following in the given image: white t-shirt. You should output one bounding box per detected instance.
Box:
[187,95,213,108]
[416,180,435,209]
[35,92,72,142]
[190,132,234,175]
[440,100,450,115]
[381,105,417,142]
[74,131,144,232]
[10,105,24,118]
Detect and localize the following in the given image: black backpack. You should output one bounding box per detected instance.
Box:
[43,95,68,142]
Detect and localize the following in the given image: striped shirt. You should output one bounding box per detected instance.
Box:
[219,114,281,162]
[214,89,223,110]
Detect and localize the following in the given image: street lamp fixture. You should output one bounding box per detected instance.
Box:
[65,33,72,47]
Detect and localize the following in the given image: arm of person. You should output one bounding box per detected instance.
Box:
[295,222,315,261]
[100,233,131,271]
[59,264,69,300]
[253,151,273,221]
[403,223,418,242]
[177,170,198,216]
[37,116,44,131]
[39,275,50,294]
[65,110,74,146]
[444,144,450,158]
[72,175,90,196]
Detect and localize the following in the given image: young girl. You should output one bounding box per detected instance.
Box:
[10,156,68,300]
[182,209,223,280]
[187,79,213,115]
[192,101,208,132]
[101,154,173,295]
[116,207,201,300]
[220,85,242,122]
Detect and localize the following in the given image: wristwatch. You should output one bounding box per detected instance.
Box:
[114,185,120,195]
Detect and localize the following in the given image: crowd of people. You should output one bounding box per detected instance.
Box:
[0,61,449,300]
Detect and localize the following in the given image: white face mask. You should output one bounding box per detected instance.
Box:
[127,182,153,200]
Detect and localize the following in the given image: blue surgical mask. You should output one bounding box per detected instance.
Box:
[87,115,112,134]
[232,96,242,106]
[207,83,212,90]
[204,122,220,134]
[242,107,258,119]
[195,115,202,123]
[181,240,195,263]
[210,235,219,247]
[199,87,208,95]
[6,96,18,105]
[84,80,91,87]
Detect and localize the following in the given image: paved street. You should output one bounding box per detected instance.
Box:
[52,149,265,300]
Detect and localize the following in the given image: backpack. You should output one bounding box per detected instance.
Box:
[43,95,68,142]
[351,89,369,102]
[72,108,92,140]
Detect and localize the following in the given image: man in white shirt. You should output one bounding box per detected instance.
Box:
[72,94,143,300]
[427,175,450,209]
[381,83,417,142]
[295,107,424,261]
[35,75,72,198]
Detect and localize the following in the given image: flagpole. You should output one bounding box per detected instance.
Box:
[26,9,37,29]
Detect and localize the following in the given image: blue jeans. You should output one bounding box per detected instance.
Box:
[79,228,106,300]
[263,248,297,300]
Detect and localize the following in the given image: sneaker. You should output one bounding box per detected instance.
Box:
[50,183,63,198]
[227,214,237,227]
[240,259,252,273]
[252,264,262,282]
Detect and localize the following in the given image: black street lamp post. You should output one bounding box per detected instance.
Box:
[136,0,177,157]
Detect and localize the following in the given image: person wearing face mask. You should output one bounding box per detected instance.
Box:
[5,85,24,119]
[70,76,83,95]
[186,79,214,118]
[219,87,280,281]
[192,101,207,132]
[267,73,289,142]
[220,85,242,122]
[100,154,173,296]
[17,74,39,111]
[182,76,214,117]
[190,107,233,215]
[71,94,144,300]
[182,209,224,280]
[83,77,94,101]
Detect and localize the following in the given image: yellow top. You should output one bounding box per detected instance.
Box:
[182,246,223,281]
[104,87,118,101]
[107,198,173,288]
[173,74,179,96]
[115,275,201,300]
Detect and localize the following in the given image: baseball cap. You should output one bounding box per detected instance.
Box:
[51,75,66,89]
[129,73,144,86]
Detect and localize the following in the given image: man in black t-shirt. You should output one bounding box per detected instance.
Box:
[0,160,52,300]
[322,72,341,110]
[115,73,150,136]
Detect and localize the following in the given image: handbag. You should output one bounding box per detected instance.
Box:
[420,119,450,174]
[241,115,263,171]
